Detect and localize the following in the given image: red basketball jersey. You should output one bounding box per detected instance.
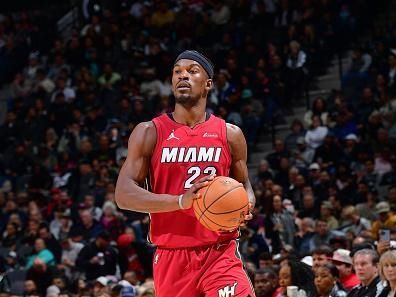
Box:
[150,113,238,248]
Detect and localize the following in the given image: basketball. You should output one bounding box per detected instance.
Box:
[193,176,249,232]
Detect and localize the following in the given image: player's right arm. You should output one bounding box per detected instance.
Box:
[115,121,211,213]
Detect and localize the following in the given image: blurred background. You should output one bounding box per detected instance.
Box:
[1,1,396,297]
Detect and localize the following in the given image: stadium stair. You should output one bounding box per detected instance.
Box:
[247,55,348,178]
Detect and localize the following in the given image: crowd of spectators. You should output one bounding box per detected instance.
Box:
[0,0,394,296]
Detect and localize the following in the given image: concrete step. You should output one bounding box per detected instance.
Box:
[247,50,348,176]
[317,72,340,81]
[249,151,267,165]
[309,89,331,97]
[317,79,340,90]
[293,106,307,115]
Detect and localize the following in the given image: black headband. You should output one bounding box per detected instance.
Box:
[174,50,214,78]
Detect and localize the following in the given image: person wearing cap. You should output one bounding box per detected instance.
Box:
[340,206,371,238]
[94,276,110,296]
[330,249,359,292]
[119,285,137,297]
[372,202,396,240]
[115,50,255,296]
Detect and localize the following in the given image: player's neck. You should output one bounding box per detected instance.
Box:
[173,105,207,128]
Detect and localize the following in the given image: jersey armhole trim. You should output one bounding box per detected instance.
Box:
[223,121,233,168]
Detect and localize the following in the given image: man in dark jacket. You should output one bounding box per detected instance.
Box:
[76,231,118,280]
[347,249,384,297]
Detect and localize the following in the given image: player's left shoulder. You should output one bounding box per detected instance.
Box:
[226,122,243,136]
[226,123,245,142]
[226,123,247,157]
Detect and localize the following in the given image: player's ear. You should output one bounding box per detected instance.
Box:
[206,79,213,91]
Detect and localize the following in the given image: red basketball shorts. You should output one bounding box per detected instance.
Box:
[153,240,255,297]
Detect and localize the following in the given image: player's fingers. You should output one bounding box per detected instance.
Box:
[195,174,216,183]
[192,192,202,200]
[244,213,253,221]
[191,179,210,192]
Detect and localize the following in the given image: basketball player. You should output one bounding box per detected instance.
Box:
[115,50,256,296]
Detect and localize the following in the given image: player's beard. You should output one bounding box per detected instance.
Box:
[174,93,200,108]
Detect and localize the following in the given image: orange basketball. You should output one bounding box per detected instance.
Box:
[192,176,249,232]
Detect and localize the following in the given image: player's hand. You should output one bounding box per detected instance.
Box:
[239,202,254,228]
[180,174,215,209]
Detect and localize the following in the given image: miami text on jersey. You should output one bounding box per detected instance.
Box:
[160,147,222,163]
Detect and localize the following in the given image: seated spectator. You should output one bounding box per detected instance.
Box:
[264,194,296,247]
[38,223,62,263]
[387,49,396,96]
[374,147,394,176]
[285,40,307,103]
[93,276,110,297]
[314,263,347,297]
[266,139,290,171]
[278,259,316,297]
[82,194,103,222]
[254,268,282,297]
[52,209,73,241]
[100,201,123,240]
[355,190,378,222]
[298,193,320,219]
[331,110,358,141]
[305,115,329,150]
[320,201,339,230]
[313,133,343,171]
[312,246,333,272]
[151,2,175,27]
[75,231,118,280]
[371,202,396,240]
[25,238,56,269]
[288,174,307,208]
[98,63,121,90]
[258,252,274,270]
[309,220,336,252]
[0,221,21,249]
[117,232,152,283]
[70,208,103,242]
[329,249,359,292]
[342,47,372,88]
[23,279,39,297]
[304,97,329,128]
[339,206,371,238]
[378,250,396,297]
[284,119,306,153]
[355,88,378,127]
[292,137,315,172]
[26,259,58,296]
[252,160,274,194]
[388,185,396,211]
[380,158,396,189]
[294,217,316,256]
[59,236,84,281]
[348,249,384,297]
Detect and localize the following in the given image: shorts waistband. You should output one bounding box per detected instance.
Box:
[156,240,235,250]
